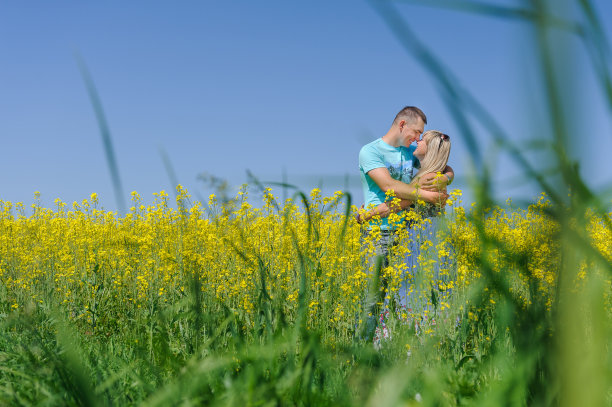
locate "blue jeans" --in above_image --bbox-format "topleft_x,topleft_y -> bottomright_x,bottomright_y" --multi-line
398,217 -> 455,314
359,228 -> 398,340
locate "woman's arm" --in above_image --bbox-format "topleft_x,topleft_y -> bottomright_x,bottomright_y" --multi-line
355,199 -> 413,224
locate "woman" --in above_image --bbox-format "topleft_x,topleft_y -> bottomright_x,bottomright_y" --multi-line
400,131 -> 452,313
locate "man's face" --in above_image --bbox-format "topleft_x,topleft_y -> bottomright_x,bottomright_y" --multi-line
400,117 -> 425,147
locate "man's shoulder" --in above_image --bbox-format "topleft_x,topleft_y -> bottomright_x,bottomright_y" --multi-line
360,138 -> 383,150
360,139 -> 388,173
359,139 -> 383,165
359,138 -> 390,155
360,139 -> 415,156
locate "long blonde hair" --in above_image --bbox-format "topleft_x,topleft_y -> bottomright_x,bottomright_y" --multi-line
410,130 -> 451,186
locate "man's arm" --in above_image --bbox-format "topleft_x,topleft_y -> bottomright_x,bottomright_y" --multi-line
367,167 -> 449,205
355,199 -> 412,224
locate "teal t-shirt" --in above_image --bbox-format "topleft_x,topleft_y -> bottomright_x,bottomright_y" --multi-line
359,138 -> 418,229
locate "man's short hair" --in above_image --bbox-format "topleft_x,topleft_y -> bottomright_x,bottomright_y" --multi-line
393,106 -> 427,126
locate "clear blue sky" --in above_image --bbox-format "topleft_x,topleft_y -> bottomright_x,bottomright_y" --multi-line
2,0 -> 611,211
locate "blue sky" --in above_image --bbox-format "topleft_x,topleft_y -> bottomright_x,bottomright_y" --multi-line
1,0 -> 611,211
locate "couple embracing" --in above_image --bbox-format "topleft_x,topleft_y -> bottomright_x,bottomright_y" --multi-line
357,106 -> 453,333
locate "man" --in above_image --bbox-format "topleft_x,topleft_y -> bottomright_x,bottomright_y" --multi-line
359,106 -> 453,231
357,106 -> 453,337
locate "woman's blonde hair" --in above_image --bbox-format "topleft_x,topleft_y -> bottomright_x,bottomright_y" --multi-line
410,130 -> 451,186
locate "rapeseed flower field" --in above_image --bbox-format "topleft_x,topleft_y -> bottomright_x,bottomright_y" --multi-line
0,186 -> 610,405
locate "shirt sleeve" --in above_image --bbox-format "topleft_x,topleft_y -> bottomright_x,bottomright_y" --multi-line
359,143 -> 386,174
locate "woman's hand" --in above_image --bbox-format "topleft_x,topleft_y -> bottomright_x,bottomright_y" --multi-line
418,188 -> 449,206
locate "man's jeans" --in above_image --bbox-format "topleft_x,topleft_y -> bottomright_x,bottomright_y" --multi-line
360,228 -> 398,340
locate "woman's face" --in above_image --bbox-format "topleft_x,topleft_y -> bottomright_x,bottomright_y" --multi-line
414,137 -> 427,160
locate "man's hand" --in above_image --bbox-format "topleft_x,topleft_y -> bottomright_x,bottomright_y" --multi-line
418,172 -> 449,192
354,204 -> 365,224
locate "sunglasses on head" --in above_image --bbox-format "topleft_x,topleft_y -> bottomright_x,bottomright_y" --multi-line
438,133 -> 450,149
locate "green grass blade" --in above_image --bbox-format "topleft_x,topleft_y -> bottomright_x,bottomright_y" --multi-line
75,52 -> 126,215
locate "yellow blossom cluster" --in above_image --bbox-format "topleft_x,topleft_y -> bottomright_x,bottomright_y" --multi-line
446,193 -> 612,310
